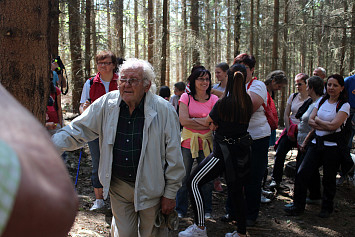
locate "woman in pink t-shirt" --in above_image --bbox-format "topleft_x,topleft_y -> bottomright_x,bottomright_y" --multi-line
176,66 -> 219,218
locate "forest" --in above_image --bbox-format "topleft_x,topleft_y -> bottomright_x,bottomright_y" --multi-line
0,0 -> 354,123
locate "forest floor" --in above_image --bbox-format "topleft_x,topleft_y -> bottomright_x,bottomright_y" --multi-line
61,111 -> 355,237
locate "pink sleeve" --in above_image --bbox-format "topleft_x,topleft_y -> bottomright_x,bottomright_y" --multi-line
179,92 -> 189,106
211,94 -> 219,106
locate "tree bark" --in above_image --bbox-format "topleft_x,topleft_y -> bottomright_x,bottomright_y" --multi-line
339,0 -> 347,76
148,0 -> 154,64
107,0 -> 111,50
134,0 -> 139,58
85,0 -> 92,79
272,0 -> 279,70
234,0 -> 241,57
49,0 -> 60,57
350,1 -> 355,71
250,0 -> 254,55
115,0 -> 124,57
191,0 -> 200,65
68,0 -> 83,113
160,0 -> 168,86
0,0 -> 51,123
226,0 -> 231,63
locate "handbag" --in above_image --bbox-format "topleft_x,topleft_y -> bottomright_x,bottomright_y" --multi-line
262,92 -> 278,130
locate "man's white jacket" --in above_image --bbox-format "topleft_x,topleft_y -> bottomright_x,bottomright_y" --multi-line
52,90 -> 185,211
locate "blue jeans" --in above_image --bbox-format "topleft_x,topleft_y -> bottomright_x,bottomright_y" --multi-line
176,147 -> 213,216
88,138 -> 103,188
244,136 -> 270,221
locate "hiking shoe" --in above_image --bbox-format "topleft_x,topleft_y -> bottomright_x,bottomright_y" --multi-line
205,213 -> 212,219
318,209 -> 331,218
262,189 -> 273,196
90,199 -> 105,211
261,194 -> 271,203
284,203 -> 304,216
178,224 -> 207,237
177,212 -> 184,218
306,197 -> 321,205
336,175 -> 346,186
225,231 -> 241,237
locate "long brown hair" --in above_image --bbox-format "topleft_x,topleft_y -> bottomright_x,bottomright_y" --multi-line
218,64 -> 253,124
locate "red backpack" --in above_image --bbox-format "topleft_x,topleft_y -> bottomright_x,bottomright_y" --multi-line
247,78 -> 278,130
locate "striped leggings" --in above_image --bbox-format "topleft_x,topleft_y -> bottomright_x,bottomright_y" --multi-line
187,144 -> 247,235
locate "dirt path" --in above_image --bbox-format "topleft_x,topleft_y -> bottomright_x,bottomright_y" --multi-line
65,144 -> 355,237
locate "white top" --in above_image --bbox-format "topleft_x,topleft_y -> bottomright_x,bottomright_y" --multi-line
212,83 -> 225,92
312,99 -> 350,146
80,78 -> 111,103
169,94 -> 180,111
246,79 -> 271,140
287,93 -> 308,125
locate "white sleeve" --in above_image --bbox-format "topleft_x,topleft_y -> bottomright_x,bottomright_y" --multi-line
249,80 -> 267,103
80,80 -> 91,104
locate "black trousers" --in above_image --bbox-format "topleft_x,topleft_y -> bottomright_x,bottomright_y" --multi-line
187,140 -> 249,235
293,144 -> 341,212
272,134 -> 297,183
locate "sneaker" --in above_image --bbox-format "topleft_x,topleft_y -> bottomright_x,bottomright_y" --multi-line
269,180 -> 280,189
284,203 -> 304,216
205,213 -> 212,219
225,231 -> 240,237
178,224 -> 208,237
90,199 -> 105,211
177,212 -> 184,218
261,194 -> 271,203
306,197 -> 321,205
262,189 -> 273,196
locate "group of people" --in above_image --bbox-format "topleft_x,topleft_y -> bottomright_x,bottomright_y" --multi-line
4,48 -> 353,237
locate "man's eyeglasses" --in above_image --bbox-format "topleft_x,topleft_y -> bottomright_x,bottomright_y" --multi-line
119,78 -> 142,85
196,78 -> 210,82
295,83 -> 305,86
97,62 -> 113,66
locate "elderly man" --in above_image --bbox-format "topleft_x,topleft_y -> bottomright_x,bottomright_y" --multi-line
52,58 -> 185,237
313,67 -> 326,80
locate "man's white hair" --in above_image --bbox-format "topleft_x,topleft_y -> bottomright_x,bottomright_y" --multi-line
315,67 -> 326,75
119,58 -> 156,87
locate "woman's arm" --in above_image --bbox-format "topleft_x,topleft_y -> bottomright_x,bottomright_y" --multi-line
308,108 -> 323,130
248,91 -> 264,113
283,103 -> 291,131
179,102 -> 210,130
211,88 -> 224,98
314,111 -> 348,131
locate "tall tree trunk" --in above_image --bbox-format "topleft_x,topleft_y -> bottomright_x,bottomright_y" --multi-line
191,0 -> 200,65
226,0 -> 231,63
350,2 -> 355,71
250,0 -> 254,55
68,0 -> 83,113
0,0 -> 51,122
206,0 -> 211,69
272,0 -> 279,70
115,0 -> 124,57
254,0 -> 260,73
134,0 -> 139,58
92,1 -> 97,65
181,0 -> 187,80
166,0 -> 170,86
107,0 -> 111,49
49,0 -> 60,56
339,0 -> 347,76
160,0 -> 168,86
148,0 -> 154,64
280,0 -> 289,127
85,0 -> 92,79
234,0 -> 241,57
214,0 -> 218,65
143,0 -> 147,60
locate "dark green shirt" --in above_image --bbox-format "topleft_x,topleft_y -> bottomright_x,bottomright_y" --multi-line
112,95 -> 145,183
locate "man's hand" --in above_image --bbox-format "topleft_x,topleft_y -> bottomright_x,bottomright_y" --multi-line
161,197 -> 176,215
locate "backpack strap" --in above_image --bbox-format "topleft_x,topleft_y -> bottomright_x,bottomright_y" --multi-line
291,92 -> 299,102
247,78 -> 257,90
